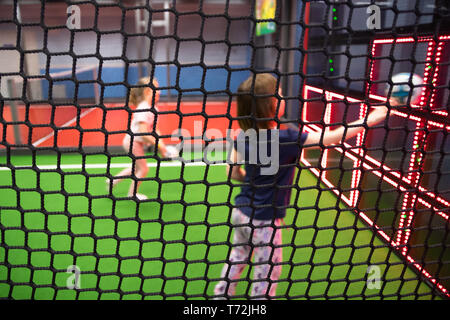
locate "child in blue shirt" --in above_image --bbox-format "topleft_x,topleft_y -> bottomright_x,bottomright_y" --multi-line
214,73 -> 388,299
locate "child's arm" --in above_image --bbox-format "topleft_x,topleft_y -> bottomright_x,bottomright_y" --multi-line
303,106 -> 388,147
154,129 -> 168,156
138,122 -> 157,145
137,124 -> 170,156
227,148 -> 246,182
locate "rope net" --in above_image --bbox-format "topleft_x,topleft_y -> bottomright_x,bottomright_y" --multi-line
0,0 -> 449,300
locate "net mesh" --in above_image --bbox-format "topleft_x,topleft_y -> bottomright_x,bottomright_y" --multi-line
0,0 -> 449,300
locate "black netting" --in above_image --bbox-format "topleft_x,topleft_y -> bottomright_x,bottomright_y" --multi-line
0,0 -> 449,301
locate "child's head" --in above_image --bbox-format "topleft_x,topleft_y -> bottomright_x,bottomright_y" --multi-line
236,73 -> 285,131
129,77 -> 160,106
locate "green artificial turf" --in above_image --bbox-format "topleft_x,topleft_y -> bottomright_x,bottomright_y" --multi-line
0,152 -> 438,300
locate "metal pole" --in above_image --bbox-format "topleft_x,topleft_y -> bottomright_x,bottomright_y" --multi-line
285,0 -> 301,122
135,1 -> 144,79
6,78 -> 22,145
16,2 -> 32,101
150,1 -> 171,99
93,67 -> 100,105
164,1 -> 171,100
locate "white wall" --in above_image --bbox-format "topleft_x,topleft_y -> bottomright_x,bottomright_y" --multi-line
0,23 -> 20,99
0,2 -> 251,67
0,1 -> 252,100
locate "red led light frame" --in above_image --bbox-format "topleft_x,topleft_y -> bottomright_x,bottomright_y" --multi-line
301,86 -> 367,207
369,36 -> 450,255
301,34 -> 450,298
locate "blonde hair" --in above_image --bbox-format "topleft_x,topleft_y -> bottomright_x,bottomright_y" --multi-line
237,73 -> 278,131
129,77 -> 159,106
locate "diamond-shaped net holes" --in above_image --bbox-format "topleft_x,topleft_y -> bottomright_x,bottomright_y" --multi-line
0,0 -> 449,300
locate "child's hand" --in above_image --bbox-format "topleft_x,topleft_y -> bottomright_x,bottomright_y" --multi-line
389,97 -> 402,106
164,145 -> 179,159
367,106 -> 388,125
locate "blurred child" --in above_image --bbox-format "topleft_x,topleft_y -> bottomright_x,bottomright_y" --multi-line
107,77 -> 177,200
214,73 -> 388,299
